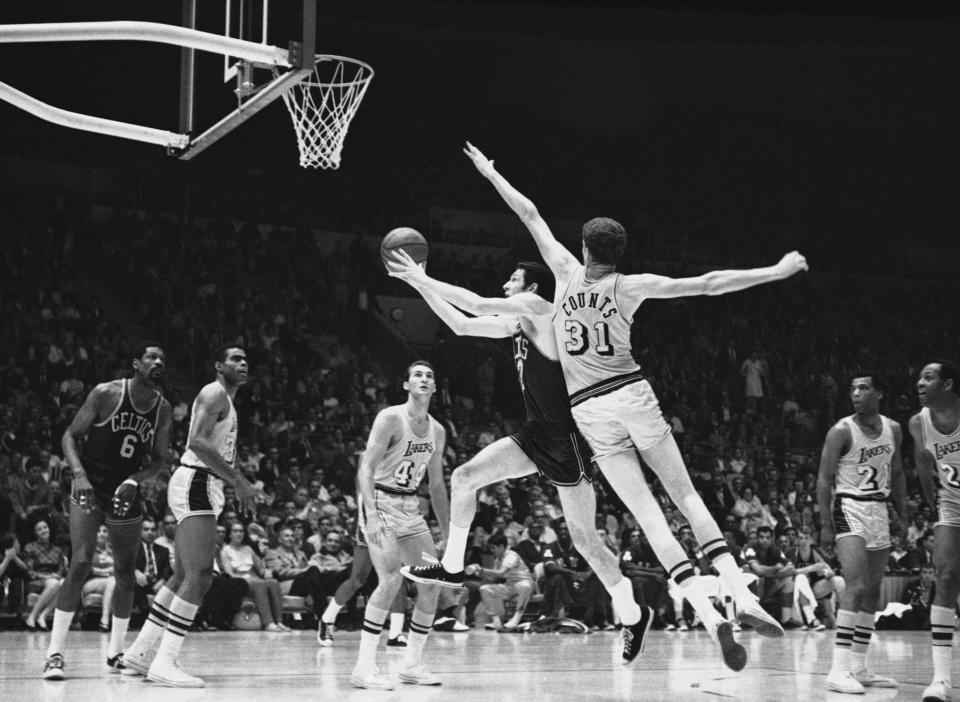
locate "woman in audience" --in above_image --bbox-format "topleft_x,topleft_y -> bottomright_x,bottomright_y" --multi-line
0,533 -> 29,615
22,520 -> 67,630
81,524 -> 117,632
221,522 -> 290,632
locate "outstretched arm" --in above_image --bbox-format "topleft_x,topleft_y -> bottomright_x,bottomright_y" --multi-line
421,289 -> 515,339
463,141 -> 579,277
620,251 -> 808,302
387,248 -> 552,318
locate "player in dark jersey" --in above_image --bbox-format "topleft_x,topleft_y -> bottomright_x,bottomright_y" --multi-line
42,342 -> 172,681
388,252 -> 654,665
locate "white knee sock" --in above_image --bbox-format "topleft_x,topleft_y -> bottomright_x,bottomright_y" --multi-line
154,596 -> 198,666
132,585 -> 176,650
607,578 -> 641,626
403,609 -> 434,668
389,612 -> 405,638
109,617 -> 130,658
355,604 -> 388,673
46,609 -> 74,657
440,525 -> 469,574
322,599 -> 343,625
931,605 -> 954,683
677,578 -> 722,628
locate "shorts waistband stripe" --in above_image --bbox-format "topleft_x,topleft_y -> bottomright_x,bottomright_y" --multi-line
374,483 -> 417,496
570,371 -> 646,407
836,492 -> 888,502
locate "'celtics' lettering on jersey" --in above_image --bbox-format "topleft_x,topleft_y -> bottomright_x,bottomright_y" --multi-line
83,379 -> 161,489
834,415 -> 894,499
552,267 -> 641,397
919,407 -> 960,493
180,389 -> 238,469
512,326 -> 577,425
373,411 -> 440,494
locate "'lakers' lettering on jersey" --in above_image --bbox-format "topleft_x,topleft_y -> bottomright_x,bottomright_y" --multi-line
512,326 -> 576,425
372,411 -> 440,495
552,267 -> 643,403
834,415 -> 894,500
919,407 -> 960,495
180,387 -> 238,470
83,379 -> 161,488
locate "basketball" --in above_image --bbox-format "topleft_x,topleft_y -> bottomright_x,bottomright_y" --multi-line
380,227 -> 428,269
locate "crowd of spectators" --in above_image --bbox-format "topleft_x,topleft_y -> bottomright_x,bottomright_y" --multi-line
1,188 -> 959,636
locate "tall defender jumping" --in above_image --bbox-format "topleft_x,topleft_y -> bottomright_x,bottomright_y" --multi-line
464,141 -> 808,669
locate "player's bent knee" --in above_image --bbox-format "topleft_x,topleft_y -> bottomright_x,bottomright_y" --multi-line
451,464 -> 483,492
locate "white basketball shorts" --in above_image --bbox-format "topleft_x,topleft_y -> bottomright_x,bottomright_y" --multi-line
571,379 -> 671,458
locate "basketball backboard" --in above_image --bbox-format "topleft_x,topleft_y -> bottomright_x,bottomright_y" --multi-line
0,0 -> 373,168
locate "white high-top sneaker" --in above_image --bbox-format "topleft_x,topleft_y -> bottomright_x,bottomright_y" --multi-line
147,657 -> 205,688
921,679 -> 952,702
350,666 -> 395,690
825,668 -> 865,694
119,642 -> 156,676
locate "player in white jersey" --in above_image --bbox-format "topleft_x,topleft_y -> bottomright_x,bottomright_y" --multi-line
910,358 -> 960,702
465,141 -> 808,670
817,373 -> 905,693
122,346 -> 263,687
350,361 -> 449,690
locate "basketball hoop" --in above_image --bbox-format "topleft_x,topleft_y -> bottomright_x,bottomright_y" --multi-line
280,54 -> 373,169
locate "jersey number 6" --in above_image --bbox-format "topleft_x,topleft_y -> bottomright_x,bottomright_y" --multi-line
564,320 -> 613,356
120,434 -> 137,459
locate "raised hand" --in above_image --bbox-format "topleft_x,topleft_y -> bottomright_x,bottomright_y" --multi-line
385,249 -> 428,285
462,141 -> 496,178
776,251 -> 809,277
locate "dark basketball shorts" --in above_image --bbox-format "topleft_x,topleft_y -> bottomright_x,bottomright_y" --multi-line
79,468 -> 144,525
509,420 -> 594,487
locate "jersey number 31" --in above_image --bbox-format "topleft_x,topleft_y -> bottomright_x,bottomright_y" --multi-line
564,320 -> 613,356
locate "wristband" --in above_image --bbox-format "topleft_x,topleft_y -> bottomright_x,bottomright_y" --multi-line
122,478 -> 139,488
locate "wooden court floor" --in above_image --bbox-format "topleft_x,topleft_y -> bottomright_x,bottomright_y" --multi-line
0,627 -> 947,701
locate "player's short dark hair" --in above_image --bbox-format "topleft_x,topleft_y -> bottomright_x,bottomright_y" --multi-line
516,261 -> 555,301
850,371 -> 885,392
214,344 -> 245,364
405,360 -> 435,381
756,525 -> 774,538
0,532 -> 16,550
488,534 -> 508,548
582,217 -> 627,265
931,358 -> 960,395
132,340 -> 164,362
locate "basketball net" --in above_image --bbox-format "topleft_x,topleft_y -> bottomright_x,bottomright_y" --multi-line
280,55 -> 373,169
